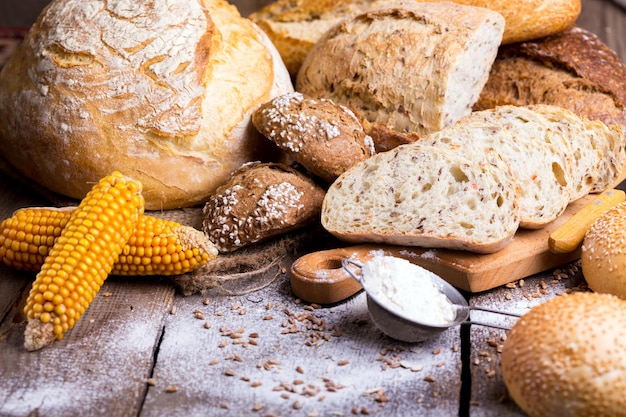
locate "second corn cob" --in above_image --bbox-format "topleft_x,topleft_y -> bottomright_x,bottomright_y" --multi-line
0,208 -> 218,276
23,171 -> 144,351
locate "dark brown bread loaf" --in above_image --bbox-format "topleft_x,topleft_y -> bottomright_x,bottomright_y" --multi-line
475,26 -> 626,130
202,162 -> 326,252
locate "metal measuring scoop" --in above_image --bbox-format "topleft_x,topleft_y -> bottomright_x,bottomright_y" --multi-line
342,258 -> 522,343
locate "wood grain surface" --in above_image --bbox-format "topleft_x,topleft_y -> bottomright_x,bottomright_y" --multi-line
0,1 -> 624,417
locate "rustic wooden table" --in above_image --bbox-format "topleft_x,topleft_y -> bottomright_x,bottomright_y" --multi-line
0,1 -> 625,416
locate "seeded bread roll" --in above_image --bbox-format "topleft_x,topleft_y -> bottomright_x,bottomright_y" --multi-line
581,201 -> 626,298
0,0 -> 293,210
475,26 -> 626,131
252,92 -> 375,183
296,3 -> 504,142
501,292 -> 626,417
202,162 -> 326,252
249,0 -> 581,77
321,144 -> 521,254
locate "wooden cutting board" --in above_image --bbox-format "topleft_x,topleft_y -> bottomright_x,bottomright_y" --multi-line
291,184 -> 624,304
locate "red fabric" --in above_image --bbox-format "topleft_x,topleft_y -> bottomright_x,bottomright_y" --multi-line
0,27 -> 28,70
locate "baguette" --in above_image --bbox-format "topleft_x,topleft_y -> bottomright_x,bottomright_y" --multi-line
321,144 -> 521,254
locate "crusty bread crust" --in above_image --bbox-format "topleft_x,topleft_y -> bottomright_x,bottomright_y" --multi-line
296,3 -> 504,140
252,92 -> 375,183
0,0 -> 293,210
202,162 -> 326,252
250,0 -> 581,76
475,26 -> 626,130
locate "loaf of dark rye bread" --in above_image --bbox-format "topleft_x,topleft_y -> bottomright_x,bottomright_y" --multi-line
202,162 -> 326,252
475,26 -> 626,130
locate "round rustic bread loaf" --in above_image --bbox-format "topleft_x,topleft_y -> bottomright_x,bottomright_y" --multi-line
202,162 -> 326,252
252,92 -> 375,183
581,201 -> 626,298
501,292 -> 626,417
0,0 -> 293,210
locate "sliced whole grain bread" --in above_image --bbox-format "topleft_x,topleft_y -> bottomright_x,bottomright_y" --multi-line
428,105 -> 575,229
321,144 -> 521,253
526,104 -> 625,197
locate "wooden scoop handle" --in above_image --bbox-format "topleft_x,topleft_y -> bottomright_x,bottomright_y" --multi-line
290,247 -> 369,305
548,189 -> 626,254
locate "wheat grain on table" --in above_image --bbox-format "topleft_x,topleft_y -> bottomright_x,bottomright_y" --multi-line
0,0 -> 625,416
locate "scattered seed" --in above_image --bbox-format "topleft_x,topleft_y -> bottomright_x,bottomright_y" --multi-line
147,378 -> 157,386
424,375 -> 436,383
165,385 -> 178,393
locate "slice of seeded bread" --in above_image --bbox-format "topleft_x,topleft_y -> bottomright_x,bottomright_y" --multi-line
321,144 -> 521,254
426,105 -> 575,229
526,104 -> 625,198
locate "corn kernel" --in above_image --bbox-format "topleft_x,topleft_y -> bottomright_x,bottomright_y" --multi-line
23,172 -> 144,351
1,208 -> 217,276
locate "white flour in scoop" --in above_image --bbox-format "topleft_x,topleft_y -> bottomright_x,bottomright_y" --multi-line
361,255 -> 457,325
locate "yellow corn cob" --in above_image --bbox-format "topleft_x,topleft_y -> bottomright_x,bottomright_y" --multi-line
23,172 -> 144,351
0,208 -> 218,276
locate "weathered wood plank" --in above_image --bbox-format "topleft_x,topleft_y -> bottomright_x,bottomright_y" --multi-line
140,273 -> 463,417
578,0 -> 626,58
0,277 -> 175,417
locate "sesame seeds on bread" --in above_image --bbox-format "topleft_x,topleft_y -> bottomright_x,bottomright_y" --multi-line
501,292 -> 626,417
582,201 -> 626,298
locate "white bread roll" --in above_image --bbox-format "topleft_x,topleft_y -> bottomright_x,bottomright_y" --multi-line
581,201 -> 626,298
295,3 -> 504,140
501,292 -> 626,417
0,0 -> 293,210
